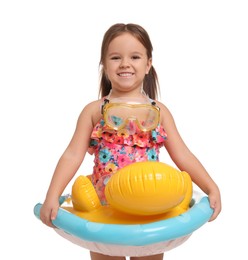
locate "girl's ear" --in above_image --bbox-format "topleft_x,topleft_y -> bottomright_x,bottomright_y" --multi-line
146,58 -> 152,74
102,63 -> 108,78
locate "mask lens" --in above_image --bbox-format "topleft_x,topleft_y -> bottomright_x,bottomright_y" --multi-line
136,106 -> 159,131
105,105 -> 126,129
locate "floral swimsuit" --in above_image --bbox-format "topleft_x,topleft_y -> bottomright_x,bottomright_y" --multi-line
88,101 -> 167,205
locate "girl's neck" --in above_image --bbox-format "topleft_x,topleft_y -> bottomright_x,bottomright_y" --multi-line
108,88 -> 147,99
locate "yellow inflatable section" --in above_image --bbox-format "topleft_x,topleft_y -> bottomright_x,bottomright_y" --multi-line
105,161 -> 192,215
66,161 -> 192,224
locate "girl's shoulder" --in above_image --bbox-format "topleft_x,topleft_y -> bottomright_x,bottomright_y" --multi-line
85,97 -> 104,107
79,98 -> 104,126
82,98 -> 105,112
154,100 -> 175,127
154,100 -> 171,115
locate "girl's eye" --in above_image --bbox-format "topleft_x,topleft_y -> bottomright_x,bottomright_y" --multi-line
110,56 -> 120,60
132,56 -> 141,60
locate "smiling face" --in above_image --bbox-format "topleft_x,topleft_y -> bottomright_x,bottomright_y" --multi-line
103,33 -> 152,97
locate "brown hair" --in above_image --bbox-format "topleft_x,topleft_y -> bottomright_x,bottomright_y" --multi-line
98,23 -> 160,99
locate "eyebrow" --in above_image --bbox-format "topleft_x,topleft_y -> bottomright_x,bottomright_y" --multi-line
107,51 -> 144,57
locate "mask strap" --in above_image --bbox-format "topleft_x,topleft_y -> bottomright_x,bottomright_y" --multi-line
101,98 -> 110,115
105,88 -> 156,106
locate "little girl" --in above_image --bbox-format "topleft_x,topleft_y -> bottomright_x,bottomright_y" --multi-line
40,23 -> 221,260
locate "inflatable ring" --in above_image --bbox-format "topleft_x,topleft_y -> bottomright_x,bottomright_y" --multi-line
34,162 -> 213,257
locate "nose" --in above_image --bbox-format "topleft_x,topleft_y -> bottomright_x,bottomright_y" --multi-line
119,58 -> 130,69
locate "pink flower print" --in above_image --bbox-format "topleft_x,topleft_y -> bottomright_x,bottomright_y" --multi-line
117,154 -> 133,168
112,135 -> 123,145
133,148 -> 147,162
133,132 -> 148,146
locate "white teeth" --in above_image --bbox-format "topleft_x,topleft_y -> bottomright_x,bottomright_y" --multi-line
119,73 -> 133,77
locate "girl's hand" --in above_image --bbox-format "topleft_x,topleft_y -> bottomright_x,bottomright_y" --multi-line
40,199 -> 60,228
208,190 -> 222,222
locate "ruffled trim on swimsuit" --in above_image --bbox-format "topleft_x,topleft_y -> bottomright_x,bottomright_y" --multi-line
90,119 -> 167,148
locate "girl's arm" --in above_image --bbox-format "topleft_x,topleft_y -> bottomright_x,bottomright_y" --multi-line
40,101 -> 101,227
158,102 -> 221,221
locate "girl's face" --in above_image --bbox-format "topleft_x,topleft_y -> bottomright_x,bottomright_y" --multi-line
104,33 -> 152,96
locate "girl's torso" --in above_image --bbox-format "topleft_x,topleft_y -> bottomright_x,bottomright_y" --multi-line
88,96 -> 167,204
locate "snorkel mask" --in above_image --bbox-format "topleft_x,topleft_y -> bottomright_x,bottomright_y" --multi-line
101,92 -> 160,133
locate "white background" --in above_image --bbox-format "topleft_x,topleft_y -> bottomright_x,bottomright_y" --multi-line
1,0 -> 247,259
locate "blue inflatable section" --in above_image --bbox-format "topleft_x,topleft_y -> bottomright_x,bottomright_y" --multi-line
33,195 -> 213,246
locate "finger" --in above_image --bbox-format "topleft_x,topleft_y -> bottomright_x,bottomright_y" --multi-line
50,208 -> 58,228
41,211 -> 56,228
208,211 -> 217,222
208,199 -> 217,221
208,204 -> 221,222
